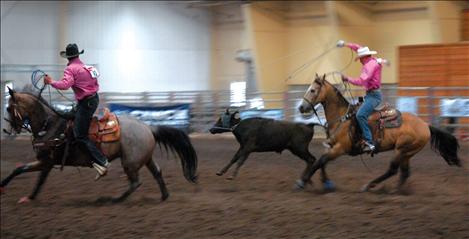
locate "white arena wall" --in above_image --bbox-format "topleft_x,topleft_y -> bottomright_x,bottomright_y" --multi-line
1,1 -> 212,92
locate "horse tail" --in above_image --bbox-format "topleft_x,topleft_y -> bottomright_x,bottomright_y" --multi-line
429,126 -> 461,167
152,126 -> 198,183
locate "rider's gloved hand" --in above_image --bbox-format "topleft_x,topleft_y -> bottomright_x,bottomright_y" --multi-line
341,74 -> 348,82
44,75 -> 53,85
336,40 -> 345,48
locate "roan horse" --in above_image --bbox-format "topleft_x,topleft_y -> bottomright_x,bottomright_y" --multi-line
297,74 -> 461,192
209,108 -> 329,187
1,88 -> 198,203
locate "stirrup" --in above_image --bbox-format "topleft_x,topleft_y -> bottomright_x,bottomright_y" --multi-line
362,141 -> 375,153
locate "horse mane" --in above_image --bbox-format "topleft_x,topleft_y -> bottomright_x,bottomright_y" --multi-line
323,79 -> 350,107
20,92 -> 69,119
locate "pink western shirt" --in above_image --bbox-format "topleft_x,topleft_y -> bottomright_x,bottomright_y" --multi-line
345,43 -> 382,91
51,58 -> 100,101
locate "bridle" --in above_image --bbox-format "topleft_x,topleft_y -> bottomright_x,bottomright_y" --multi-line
211,112 -> 241,132
4,103 -> 31,135
302,77 -> 356,142
302,78 -> 325,125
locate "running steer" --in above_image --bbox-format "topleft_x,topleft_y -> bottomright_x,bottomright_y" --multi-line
209,109 -> 325,186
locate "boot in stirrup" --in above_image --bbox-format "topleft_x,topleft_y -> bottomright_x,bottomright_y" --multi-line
93,162 -> 110,181
362,141 -> 375,153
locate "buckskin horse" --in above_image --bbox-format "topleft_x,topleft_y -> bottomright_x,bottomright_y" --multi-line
297,74 -> 461,192
1,88 -> 198,203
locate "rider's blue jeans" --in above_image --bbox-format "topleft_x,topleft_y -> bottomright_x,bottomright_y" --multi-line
356,90 -> 382,144
74,93 -> 108,167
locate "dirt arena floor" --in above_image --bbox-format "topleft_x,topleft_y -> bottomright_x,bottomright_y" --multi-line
1,135 -> 468,239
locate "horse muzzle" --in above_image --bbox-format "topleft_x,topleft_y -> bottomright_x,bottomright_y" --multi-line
298,100 -> 313,114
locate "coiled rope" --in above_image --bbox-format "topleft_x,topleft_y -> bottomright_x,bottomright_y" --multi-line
31,69 -> 74,104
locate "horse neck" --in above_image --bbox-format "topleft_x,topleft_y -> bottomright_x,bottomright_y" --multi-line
322,84 -> 350,130
22,95 -> 63,137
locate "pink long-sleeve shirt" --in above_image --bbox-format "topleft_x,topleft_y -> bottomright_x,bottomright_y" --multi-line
345,43 -> 382,91
51,58 -> 100,101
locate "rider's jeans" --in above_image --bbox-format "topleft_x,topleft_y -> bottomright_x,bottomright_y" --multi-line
74,93 -> 108,167
356,90 -> 382,144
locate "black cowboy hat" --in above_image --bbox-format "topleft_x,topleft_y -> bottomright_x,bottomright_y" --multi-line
60,43 -> 84,58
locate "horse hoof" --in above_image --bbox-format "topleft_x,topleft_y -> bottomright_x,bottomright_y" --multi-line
161,192 -> 169,201
216,172 -> 223,176
360,184 -> 371,192
226,176 -> 234,180
323,180 -> 336,192
18,196 -> 31,204
295,180 -> 305,190
95,196 -> 114,204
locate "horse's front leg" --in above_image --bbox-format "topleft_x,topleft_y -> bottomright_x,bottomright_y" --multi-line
19,164 -> 54,203
1,160 -> 44,191
295,161 -> 332,190
305,145 -> 344,191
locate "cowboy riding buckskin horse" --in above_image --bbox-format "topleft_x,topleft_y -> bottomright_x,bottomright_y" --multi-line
336,40 -> 385,153
297,41 -> 461,192
1,44 -> 198,204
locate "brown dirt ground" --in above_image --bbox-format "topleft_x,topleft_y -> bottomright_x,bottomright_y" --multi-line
1,135 -> 468,239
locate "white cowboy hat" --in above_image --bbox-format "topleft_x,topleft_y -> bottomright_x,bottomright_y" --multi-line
355,46 -> 377,60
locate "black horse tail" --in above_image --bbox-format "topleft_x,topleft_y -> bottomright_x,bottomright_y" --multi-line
429,126 -> 461,167
152,126 -> 198,183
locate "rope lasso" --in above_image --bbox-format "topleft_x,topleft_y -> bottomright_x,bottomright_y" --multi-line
285,45 -> 338,82
31,69 -> 75,104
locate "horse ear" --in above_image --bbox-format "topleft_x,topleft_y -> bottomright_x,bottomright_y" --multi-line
225,108 -> 230,114
7,86 -> 16,101
233,111 -> 240,120
322,74 -> 326,81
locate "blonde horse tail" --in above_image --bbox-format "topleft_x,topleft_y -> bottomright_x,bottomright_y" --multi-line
429,126 -> 461,167
152,126 -> 198,183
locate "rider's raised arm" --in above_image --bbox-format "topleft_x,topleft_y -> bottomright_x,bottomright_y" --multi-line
50,68 -> 75,90
346,43 -> 362,52
346,60 -> 379,86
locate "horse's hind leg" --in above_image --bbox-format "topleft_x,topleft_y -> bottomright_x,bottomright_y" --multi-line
361,156 -> 400,192
398,157 -> 411,188
146,159 -> 169,201
290,148 -> 315,189
104,167 -> 141,203
217,147 -> 244,176
227,152 -> 251,180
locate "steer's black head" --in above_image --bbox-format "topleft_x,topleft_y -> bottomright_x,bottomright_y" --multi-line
209,108 -> 241,134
